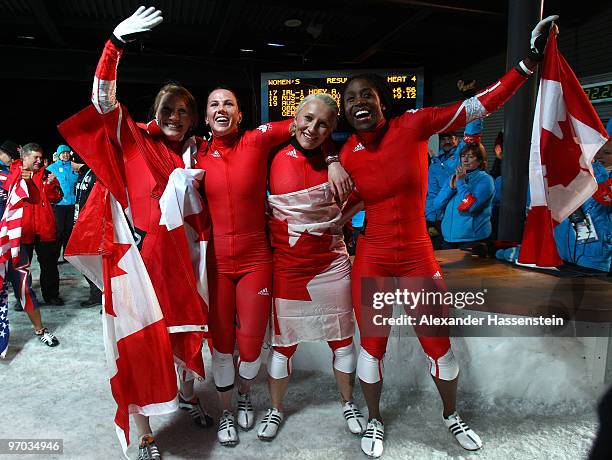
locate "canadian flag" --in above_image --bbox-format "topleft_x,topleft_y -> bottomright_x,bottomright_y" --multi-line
59,104 -> 210,456
519,32 -> 609,267
66,186 -> 179,455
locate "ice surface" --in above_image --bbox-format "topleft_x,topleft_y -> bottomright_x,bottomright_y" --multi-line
0,261 -> 601,459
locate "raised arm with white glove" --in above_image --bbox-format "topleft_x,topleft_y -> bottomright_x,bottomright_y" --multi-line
92,6 -> 163,114
112,6 -> 163,44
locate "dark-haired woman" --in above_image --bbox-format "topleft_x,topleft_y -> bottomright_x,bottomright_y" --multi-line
433,143 -> 495,248
59,7 -> 212,460
339,16 -> 558,458
196,88 -> 352,447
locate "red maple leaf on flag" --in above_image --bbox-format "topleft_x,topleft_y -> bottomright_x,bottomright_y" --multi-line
270,218 -> 338,301
101,242 -> 130,317
540,117 -> 591,189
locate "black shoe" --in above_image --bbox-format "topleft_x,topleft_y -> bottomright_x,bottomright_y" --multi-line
80,298 -> 101,307
35,328 -> 60,347
13,302 -> 24,311
44,297 -> 64,306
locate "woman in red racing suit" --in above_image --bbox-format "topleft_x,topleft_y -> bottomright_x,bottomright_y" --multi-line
338,15 -> 558,454
196,88 -> 352,446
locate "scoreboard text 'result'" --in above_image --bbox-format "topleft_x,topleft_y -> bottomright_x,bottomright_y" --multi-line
261,69 -> 424,124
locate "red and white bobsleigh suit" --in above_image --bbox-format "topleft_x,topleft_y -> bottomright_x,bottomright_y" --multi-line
341,66 -> 530,384
196,119 -> 292,390
266,138 -> 357,378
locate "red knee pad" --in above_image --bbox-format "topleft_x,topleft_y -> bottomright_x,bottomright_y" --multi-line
274,344 -> 298,359
359,336 -> 387,360
418,336 -> 451,361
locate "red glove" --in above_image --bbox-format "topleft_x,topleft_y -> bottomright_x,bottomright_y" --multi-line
592,178 -> 612,206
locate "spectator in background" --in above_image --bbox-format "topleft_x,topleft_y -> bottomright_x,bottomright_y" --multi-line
433,142 -> 494,249
14,143 -> 64,305
0,140 -> 19,190
0,140 -> 30,311
491,175 -> 503,240
426,120 -> 482,249
350,210 -> 366,255
47,145 -> 80,263
554,119 -> 612,272
490,132 -> 504,240
0,141 -> 60,346
490,132 -> 503,179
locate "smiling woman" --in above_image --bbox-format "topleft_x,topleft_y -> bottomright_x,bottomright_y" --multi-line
338,14 -> 560,458
152,84 -> 198,143
56,7 -> 214,460
259,93 -> 365,442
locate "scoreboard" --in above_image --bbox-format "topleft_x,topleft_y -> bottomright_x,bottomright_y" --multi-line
582,80 -> 612,104
260,68 -> 424,124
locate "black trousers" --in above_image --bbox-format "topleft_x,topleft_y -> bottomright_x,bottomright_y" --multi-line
85,276 -> 102,303
426,220 -> 444,250
24,238 -> 60,300
54,204 -> 75,254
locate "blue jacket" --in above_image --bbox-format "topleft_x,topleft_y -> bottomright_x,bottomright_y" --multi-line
425,119 -> 482,222
433,168 -> 494,242
554,161 -> 611,272
352,210 -> 365,228
46,160 -> 79,206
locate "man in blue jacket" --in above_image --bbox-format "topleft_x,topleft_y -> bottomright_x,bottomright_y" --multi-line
47,144 -> 80,262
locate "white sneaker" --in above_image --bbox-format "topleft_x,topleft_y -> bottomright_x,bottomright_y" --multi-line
361,419 -> 384,458
217,410 -> 238,447
236,392 -> 255,430
257,408 -> 284,441
342,401 -> 366,434
443,411 -> 482,451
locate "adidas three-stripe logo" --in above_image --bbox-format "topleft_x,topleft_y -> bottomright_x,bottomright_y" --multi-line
353,142 -> 365,152
258,288 -> 270,296
448,420 -> 469,435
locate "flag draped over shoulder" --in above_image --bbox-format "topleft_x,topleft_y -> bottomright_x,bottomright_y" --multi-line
0,177 -> 29,358
0,177 -> 29,268
519,32 -> 609,267
58,104 -> 210,455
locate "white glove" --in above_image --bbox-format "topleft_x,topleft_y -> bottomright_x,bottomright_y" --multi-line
530,15 -> 559,58
113,6 -> 163,43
